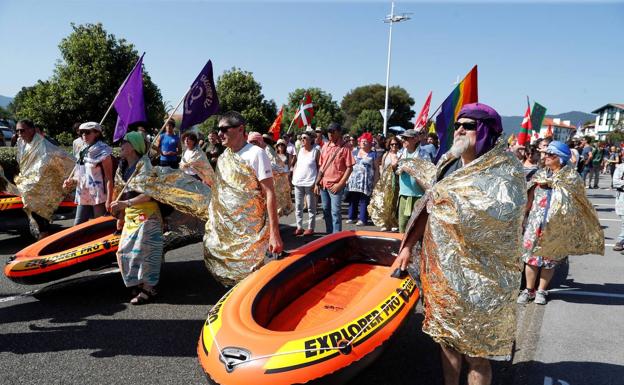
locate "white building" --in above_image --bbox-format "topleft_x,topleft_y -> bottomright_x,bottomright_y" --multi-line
591,103 -> 624,139
537,118 -> 576,142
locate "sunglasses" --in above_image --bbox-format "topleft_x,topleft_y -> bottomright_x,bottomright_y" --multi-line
81,130 -> 97,135
301,136 -> 310,140
217,124 -> 239,133
453,121 -> 478,131
544,152 -> 558,158
390,143 -> 400,146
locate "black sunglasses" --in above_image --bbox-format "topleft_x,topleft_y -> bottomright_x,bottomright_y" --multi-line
218,124 -> 239,133
390,143 -> 400,146
453,121 -> 478,131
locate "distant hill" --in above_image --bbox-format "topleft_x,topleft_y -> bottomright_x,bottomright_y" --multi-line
0,95 -> 13,108
501,111 -> 595,136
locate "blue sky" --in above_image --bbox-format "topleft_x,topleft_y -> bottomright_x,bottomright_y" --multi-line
0,0 -> 622,116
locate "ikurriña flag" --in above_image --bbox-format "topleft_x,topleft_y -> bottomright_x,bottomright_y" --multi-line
180,60 -> 219,131
294,92 -> 314,128
434,65 -> 478,161
113,53 -> 147,142
517,104 -> 532,146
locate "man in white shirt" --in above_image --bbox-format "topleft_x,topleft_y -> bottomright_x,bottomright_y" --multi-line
203,111 -> 283,285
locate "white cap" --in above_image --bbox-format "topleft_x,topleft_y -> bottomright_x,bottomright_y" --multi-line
79,122 -> 102,132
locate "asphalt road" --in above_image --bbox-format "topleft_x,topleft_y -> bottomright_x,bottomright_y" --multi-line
0,184 -> 617,385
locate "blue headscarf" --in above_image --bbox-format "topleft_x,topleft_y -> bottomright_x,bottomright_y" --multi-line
545,141 -> 571,165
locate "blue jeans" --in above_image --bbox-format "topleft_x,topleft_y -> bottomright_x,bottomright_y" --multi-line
320,187 -> 345,234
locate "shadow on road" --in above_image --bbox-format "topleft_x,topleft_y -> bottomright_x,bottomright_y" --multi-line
550,278 -> 624,305
512,360 -> 624,385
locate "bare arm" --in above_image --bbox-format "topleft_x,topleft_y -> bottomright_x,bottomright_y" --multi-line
329,166 -> 352,194
260,177 -> 284,254
102,156 -> 114,212
396,211 -> 428,271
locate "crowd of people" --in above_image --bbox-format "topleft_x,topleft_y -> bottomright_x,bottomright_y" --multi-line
6,102 -> 604,385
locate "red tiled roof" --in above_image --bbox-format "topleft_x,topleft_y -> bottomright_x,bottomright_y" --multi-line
542,118 -> 576,129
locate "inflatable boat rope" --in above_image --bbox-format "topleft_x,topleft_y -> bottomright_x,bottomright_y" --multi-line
206,284 -> 412,371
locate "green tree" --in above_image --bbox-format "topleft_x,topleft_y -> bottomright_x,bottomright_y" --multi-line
11,23 -> 165,141
351,109 -> 383,136
198,67 -> 276,134
0,105 -> 12,120
282,88 -> 344,134
341,84 -> 414,130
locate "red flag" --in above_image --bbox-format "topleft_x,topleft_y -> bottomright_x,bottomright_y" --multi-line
294,92 -> 314,128
517,105 -> 532,145
414,91 -> 432,130
268,106 -> 283,141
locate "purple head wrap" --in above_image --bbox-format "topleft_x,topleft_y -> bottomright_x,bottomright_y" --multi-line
456,103 -> 503,157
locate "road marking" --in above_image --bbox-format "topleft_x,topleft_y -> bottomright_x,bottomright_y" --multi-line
549,288 -> 624,299
544,377 -> 570,385
599,218 -> 619,222
605,243 -> 615,247
0,290 -> 36,303
594,203 -> 614,206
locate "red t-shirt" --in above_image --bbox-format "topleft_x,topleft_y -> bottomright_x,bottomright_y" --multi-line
319,140 -> 355,189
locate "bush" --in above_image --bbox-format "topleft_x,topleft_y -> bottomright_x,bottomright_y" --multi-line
0,147 -> 18,183
56,132 -> 75,147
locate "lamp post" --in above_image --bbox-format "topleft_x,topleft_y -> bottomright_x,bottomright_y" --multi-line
382,1 -> 410,136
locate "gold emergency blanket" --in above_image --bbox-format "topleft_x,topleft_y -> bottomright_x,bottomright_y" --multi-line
179,149 -> 215,186
119,156 -> 212,221
368,164 -> 399,228
266,146 -> 293,216
406,141 -> 527,360
529,166 -> 604,259
14,134 -> 74,220
203,148 -> 270,286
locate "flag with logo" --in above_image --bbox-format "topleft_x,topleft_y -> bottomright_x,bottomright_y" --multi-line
180,60 -> 220,131
530,102 -> 547,138
294,92 -> 314,128
517,104 -> 532,146
414,91 -> 432,130
268,106 -> 284,141
113,54 -> 147,142
434,65 -> 478,161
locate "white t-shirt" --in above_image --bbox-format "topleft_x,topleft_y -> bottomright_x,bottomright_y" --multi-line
292,147 -> 320,187
182,149 -> 198,176
237,143 -> 273,181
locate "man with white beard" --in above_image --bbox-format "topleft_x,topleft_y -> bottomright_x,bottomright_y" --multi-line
395,103 -> 526,385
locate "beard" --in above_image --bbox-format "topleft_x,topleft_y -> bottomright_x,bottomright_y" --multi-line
449,135 -> 470,158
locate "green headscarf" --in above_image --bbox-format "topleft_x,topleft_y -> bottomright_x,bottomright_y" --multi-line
123,131 -> 146,155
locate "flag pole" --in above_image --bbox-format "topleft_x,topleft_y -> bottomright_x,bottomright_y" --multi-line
286,113 -> 297,135
112,87 -> 189,204
99,52 -> 145,126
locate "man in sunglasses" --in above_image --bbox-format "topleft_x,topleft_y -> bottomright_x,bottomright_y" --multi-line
14,119 -> 74,239
203,111 -> 283,286
396,103 -> 527,385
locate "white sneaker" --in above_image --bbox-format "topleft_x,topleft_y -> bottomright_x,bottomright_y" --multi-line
345,219 -> 354,224
380,227 -> 388,232
516,289 -> 535,304
355,220 -> 365,226
391,227 -> 399,232
534,290 -> 548,305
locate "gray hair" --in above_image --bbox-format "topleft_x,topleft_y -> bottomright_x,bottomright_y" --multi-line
219,111 -> 246,127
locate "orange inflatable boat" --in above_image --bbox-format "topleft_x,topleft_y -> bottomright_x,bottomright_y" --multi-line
0,192 -> 76,213
4,216 -> 119,284
197,230 -> 419,385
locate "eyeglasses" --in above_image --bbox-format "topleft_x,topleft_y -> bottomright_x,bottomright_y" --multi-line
301,136 -> 309,140
217,124 -> 239,133
453,121 -> 478,131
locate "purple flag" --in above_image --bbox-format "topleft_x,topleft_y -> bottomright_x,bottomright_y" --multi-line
180,60 -> 219,131
113,54 -> 147,142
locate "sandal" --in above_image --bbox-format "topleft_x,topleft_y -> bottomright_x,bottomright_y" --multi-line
130,288 -> 157,305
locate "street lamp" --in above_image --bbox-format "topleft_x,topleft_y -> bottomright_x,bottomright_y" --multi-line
382,1 -> 411,136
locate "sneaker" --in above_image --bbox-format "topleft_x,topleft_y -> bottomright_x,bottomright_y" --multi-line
345,219 -> 354,224
613,242 -> 624,251
516,289 -> 535,304
303,229 -> 314,236
391,227 -> 399,232
380,227 -> 388,232
355,220 -> 365,226
534,290 -> 548,305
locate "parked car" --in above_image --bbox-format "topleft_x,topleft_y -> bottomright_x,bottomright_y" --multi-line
0,126 -> 14,146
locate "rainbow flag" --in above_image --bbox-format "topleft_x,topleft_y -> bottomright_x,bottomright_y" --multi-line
434,65 -> 478,161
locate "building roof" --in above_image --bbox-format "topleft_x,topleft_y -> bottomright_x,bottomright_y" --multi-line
591,103 -> 624,114
542,118 -> 576,130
